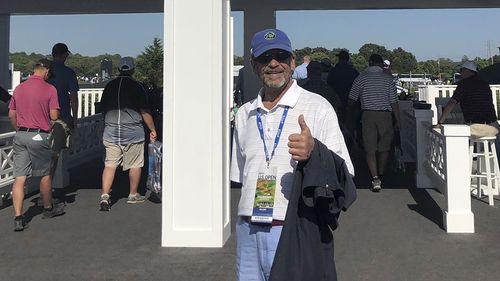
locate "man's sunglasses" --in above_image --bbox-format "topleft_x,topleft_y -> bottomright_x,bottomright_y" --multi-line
255,51 -> 292,64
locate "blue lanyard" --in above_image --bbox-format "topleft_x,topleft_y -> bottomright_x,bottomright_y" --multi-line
256,106 -> 289,167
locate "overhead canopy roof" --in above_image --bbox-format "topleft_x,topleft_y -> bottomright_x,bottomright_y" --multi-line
3,0 -> 500,15
231,0 -> 500,10
1,0 -> 163,15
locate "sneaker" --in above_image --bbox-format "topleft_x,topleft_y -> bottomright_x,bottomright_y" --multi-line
127,193 -> 146,204
14,216 -> 26,232
42,203 -> 65,219
100,194 -> 110,211
371,177 -> 382,192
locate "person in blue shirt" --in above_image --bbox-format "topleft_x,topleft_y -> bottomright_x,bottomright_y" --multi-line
48,43 -> 79,129
47,43 -> 80,188
291,55 -> 310,84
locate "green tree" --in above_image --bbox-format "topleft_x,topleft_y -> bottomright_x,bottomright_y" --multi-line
135,37 -> 164,89
234,56 -> 244,65
293,47 -> 312,63
9,52 -> 45,76
436,58 -> 457,81
358,43 -> 391,62
390,47 -> 418,74
66,54 -> 99,78
350,53 -> 368,72
309,51 -> 329,62
417,60 -> 439,76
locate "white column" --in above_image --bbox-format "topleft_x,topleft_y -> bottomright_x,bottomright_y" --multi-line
242,7 -> 276,103
414,109 -> 434,189
162,0 -> 231,247
441,125 -> 474,233
0,14 -> 9,90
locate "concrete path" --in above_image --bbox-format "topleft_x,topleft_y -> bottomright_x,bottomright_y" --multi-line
1,158 -> 500,280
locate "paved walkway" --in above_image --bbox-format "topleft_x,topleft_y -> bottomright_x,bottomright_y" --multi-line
1,153 -> 500,280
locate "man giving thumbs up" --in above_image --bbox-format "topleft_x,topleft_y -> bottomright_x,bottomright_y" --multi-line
230,28 -> 354,281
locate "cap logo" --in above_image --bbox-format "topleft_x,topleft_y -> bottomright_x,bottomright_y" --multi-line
264,31 -> 276,40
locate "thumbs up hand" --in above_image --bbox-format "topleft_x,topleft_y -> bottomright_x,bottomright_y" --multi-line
288,114 -> 315,161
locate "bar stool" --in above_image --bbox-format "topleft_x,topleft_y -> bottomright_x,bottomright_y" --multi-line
470,136 -> 500,206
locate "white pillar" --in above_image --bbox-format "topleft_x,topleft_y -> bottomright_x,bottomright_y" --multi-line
441,125 -> 474,233
162,0 -> 231,247
0,14 -> 9,90
242,7 -> 276,103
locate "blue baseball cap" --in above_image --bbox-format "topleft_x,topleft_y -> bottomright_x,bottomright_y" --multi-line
250,29 -> 292,58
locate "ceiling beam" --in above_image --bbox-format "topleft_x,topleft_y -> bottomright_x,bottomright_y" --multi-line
1,0 -> 163,15
231,0 -> 500,11
3,0 -> 500,15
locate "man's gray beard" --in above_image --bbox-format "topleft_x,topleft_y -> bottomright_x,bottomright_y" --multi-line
264,76 -> 289,89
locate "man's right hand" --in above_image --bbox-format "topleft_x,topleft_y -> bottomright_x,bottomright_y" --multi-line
150,130 -> 157,142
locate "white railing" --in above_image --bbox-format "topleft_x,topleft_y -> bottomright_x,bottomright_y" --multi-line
52,114 -> 104,189
0,114 -> 104,204
77,88 -> 104,118
0,131 -> 16,189
426,128 -> 446,185
417,124 -> 474,233
418,85 -> 500,124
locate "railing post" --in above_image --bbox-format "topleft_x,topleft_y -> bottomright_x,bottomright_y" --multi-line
414,109 -> 434,189
441,125 -> 474,233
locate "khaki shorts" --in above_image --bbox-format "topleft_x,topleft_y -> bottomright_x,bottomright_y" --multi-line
361,111 -> 394,153
103,141 -> 144,170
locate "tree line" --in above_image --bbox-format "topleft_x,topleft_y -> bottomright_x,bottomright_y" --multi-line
10,37 -> 164,90
234,43 -> 500,81
11,41 -> 499,86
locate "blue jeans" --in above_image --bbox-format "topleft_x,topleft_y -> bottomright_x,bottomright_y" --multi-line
236,218 -> 283,281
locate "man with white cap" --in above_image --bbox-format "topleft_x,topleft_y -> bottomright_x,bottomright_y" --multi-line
436,60 -> 499,138
98,57 -> 157,211
231,28 -> 354,281
383,59 -> 392,75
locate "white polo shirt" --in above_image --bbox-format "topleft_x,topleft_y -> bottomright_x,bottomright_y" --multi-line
230,80 -> 354,221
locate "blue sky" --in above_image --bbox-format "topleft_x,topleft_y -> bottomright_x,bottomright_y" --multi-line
9,9 -> 500,61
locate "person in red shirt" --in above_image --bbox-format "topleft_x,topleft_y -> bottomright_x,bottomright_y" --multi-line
8,58 -> 65,231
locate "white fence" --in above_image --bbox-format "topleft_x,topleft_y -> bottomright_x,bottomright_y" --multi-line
77,88 -> 103,118
0,114 -> 104,205
399,104 -> 474,233
418,85 -> 500,124
0,131 -> 16,190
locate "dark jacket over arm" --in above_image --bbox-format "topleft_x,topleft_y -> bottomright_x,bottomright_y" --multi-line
269,139 -> 357,281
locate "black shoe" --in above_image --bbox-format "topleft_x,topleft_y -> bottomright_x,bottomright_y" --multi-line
14,216 -> 26,232
42,203 -> 65,219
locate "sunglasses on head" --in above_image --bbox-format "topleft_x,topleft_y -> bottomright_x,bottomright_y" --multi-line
255,50 -> 291,64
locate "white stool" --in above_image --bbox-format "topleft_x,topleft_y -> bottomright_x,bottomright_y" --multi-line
470,137 -> 500,206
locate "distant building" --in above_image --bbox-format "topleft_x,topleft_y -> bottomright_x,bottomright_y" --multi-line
100,59 -> 113,80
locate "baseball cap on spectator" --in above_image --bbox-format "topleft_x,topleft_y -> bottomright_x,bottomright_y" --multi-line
250,29 -> 292,58
52,43 -> 71,56
35,58 -> 52,69
336,50 -> 350,61
119,57 -> 135,71
459,60 -> 478,72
